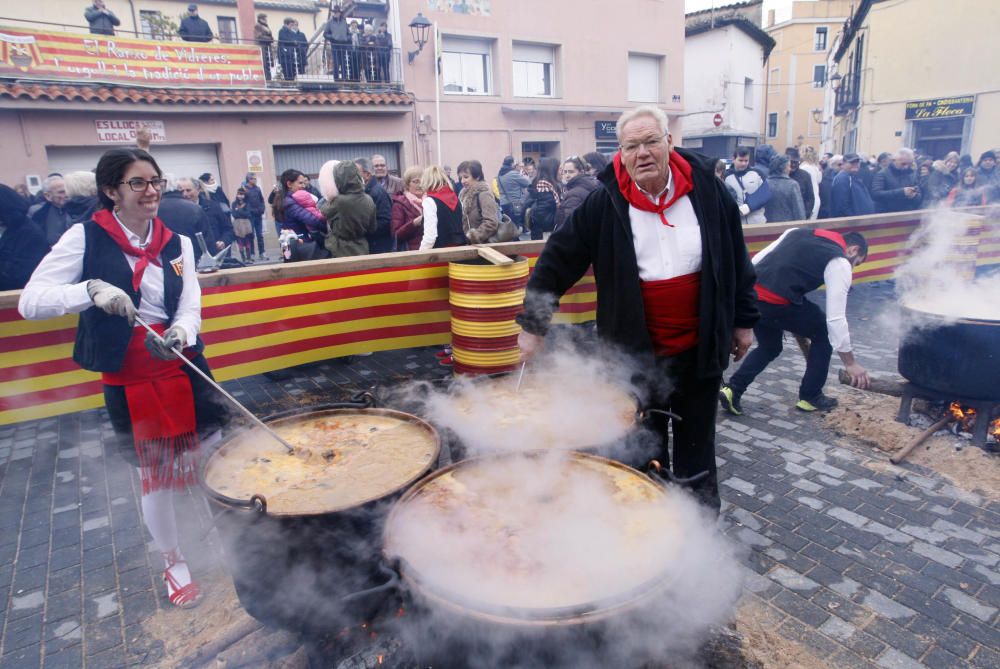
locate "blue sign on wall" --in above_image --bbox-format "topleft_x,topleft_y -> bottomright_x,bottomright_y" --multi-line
595,120 -> 617,140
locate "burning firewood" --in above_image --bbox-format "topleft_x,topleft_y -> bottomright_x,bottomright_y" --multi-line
178,618 -> 262,669
890,415 -> 953,465
214,627 -> 301,668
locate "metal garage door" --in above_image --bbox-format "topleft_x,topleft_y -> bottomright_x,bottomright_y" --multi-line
46,144 -> 222,184
273,143 -> 401,177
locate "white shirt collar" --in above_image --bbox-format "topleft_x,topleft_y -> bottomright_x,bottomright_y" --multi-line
112,211 -> 153,249
636,167 -> 673,204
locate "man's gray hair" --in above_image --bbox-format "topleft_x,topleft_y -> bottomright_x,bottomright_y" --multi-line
175,176 -> 199,191
615,105 -> 670,144
894,147 -> 915,160
63,171 -> 97,198
162,173 -> 179,192
354,157 -> 373,174
41,175 -> 64,194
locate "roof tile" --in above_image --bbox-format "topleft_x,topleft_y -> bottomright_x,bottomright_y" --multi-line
0,82 -> 413,107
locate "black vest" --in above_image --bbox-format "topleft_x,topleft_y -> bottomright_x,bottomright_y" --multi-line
73,219 -> 187,372
755,229 -> 846,305
430,196 -> 467,248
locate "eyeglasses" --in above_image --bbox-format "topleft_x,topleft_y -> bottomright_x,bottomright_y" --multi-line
619,133 -> 667,155
119,178 -> 167,192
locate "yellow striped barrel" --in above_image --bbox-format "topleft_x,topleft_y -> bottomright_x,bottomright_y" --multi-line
448,256 -> 528,375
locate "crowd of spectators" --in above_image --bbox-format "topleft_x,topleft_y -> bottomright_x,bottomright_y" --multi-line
718,144 -> 1000,224
4,138 -> 997,293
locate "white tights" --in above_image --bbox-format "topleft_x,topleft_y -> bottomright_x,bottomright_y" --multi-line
139,484 -> 179,554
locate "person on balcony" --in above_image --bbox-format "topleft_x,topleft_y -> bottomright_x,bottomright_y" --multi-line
324,5 -> 353,81
278,18 -> 308,81
178,4 -> 213,43
84,0 -> 120,36
253,14 -> 275,81
374,21 -> 392,83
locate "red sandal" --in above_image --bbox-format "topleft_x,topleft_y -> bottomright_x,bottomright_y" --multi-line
163,549 -> 202,609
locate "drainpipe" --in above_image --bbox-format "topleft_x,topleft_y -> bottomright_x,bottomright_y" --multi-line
127,0 -> 139,36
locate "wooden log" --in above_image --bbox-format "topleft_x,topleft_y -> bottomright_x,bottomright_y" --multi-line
837,369 -> 906,397
216,628 -> 300,669
475,245 -> 515,265
181,617 -> 262,669
890,416 -> 952,465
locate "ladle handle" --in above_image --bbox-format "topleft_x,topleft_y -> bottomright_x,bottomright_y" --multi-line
133,316 -> 297,455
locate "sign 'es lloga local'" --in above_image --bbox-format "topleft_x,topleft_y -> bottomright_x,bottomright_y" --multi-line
0,27 -> 265,88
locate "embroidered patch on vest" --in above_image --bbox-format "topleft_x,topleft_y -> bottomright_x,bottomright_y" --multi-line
169,255 -> 183,276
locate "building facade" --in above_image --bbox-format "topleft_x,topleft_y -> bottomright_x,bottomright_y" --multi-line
763,0 -> 853,154
827,0 -> 1000,160
682,17 -> 773,159
0,0 -> 685,194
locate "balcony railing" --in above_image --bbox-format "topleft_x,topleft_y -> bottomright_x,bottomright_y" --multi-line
0,16 -> 403,91
834,72 -> 860,116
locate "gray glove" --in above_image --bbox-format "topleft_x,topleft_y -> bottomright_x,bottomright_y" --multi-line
144,325 -> 186,361
87,279 -> 136,325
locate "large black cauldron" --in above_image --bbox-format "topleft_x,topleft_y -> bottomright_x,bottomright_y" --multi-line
200,400 -> 440,635
898,303 -> 1000,400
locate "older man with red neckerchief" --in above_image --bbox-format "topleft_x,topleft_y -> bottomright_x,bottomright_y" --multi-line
517,105 -> 758,512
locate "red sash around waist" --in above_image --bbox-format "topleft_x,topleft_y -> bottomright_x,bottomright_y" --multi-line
640,272 -> 701,357
754,283 -> 790,305
102,324 -> 199,494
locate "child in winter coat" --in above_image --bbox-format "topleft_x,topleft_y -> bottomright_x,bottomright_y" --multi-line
290,188 -> 323,220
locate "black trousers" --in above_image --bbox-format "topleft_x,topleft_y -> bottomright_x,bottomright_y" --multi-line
727,300 -> 832,401
104,352 -> 230,467
646,347 -> 722,512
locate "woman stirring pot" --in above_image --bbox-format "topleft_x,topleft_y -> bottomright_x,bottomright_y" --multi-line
19,148 -> 228,609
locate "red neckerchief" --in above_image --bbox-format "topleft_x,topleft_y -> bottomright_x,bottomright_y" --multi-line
613,150 -> 694,227
428,187 -> 459,211
92,209 -> 173,292
813,228 -> 847,252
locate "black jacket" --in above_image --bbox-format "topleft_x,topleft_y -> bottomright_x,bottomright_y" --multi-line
178,15 -> 213,42
871,165 -> 921,213
84,4 -> 120,35
244,184 -> 265,217
200,195 -> 235,248
554,175 -> 599,231
788,168 -> 815,218
517,149 -> 759,379
158,191 -> 209,262
0,214 -> 47,291
364,178 -> 394,253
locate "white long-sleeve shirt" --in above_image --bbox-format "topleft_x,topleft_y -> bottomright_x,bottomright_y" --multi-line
752,228 -> 853,353
629,167 -> 703,281
417,197 -> 438,250
18,219 -> 202,347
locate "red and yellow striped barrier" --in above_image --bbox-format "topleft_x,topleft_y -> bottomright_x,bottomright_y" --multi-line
448,256 -> 529,375
1,209 -> 997,426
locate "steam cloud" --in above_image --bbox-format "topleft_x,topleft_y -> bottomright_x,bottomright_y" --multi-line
894,207 -> 1000,334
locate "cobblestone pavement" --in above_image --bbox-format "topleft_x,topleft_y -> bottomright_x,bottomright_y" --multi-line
1,281 -> 998,668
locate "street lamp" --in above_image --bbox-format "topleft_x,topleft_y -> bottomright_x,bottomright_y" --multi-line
829,72 -> 843,91
408,13 -> 432,63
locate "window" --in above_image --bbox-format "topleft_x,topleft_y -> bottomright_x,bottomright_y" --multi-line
743,77 -> 754,109
442,36 -> 493,95
628,53 -> 662,103
512,43 -> 555,97
767,113 -> 778,138
813,65 -> 826,88
815,27 -> 828,51
769,68 -> 780,94
139,10 -> 166,40
217,17 -> 237,44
